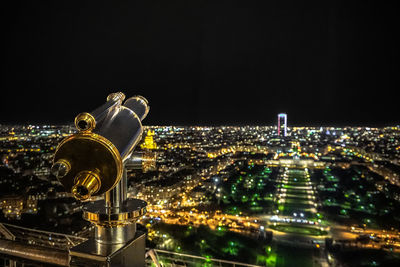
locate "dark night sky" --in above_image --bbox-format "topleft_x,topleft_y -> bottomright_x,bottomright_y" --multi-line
1,1 -> 399,126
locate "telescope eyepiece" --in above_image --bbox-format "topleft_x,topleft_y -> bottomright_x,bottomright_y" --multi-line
72,170 -> 101,200
78,121 -> 88,130
75,186 -> 88,197
75,113 -> 96,132
51,159 -> 71,179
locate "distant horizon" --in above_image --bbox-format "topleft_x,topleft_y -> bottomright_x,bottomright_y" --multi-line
1,121 -> 399,128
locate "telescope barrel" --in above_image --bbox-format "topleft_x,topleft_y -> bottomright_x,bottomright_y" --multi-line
124,96 -> 150,121
94,106 -> 143,160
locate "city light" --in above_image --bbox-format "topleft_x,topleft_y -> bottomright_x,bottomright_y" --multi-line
0,124 -> 399,266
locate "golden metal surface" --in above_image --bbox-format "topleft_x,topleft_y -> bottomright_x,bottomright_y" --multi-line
72,170 -> 101,200
83,199 -> 147,226
74,112 -> 96,132
53,132 -> 123,198
84,209 -> 146,226
106,92 -> 126,103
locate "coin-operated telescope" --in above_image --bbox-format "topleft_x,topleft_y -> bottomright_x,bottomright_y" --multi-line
51,92 -> 151,267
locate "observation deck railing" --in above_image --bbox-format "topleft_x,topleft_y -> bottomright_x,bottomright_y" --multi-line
0,223 -> 262,267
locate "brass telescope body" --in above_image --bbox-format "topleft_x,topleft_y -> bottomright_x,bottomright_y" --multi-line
47,92 -> 151,266
52,93 -> 149,200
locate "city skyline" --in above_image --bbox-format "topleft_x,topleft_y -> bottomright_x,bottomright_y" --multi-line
0,123 -> 399,266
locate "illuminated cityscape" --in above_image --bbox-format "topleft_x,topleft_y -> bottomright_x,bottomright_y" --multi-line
1,1 -> 399,266
0,122 -> 399,266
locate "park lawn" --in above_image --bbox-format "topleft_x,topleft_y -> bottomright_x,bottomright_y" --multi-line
284,198 -> 312,205
275,243 -> 314,267
287,178 -> 309,183
270,224 -> 327,236
285,194 -> 310,199
283,182 -> 310,187
283,202 -> 313,211
283,185 -> 312,189
286,189 -> 309,195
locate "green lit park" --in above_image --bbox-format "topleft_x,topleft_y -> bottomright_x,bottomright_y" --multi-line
148,156 -> 400,266
219,163 -> 276,216
271,167 -> 329,237
148,162 -> 326,266
269,224 -> 327,236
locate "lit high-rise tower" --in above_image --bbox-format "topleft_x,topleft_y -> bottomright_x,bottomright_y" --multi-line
277,113 -> 287,136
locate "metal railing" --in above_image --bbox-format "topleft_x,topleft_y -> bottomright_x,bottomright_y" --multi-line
0,223 -> 262,267
0,222 -> 87,250
146,249 -> 263,267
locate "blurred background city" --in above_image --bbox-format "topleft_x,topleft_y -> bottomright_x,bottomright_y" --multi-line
0,120 -> 399,266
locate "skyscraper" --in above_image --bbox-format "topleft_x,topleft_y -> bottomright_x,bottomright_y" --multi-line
277,113 -> 287,137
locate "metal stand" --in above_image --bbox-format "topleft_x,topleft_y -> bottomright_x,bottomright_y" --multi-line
70,166 -> 147,267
